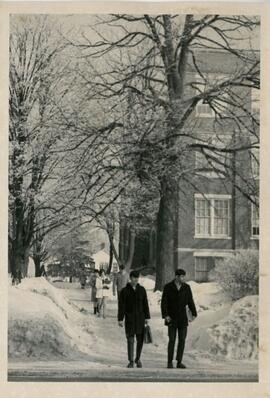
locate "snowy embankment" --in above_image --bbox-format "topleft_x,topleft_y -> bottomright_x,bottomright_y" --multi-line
9,277 -> 96,360
140,277 -> 230,315
9,276 -> 258,363
207,296 -> 258,360
140,276 -> 258,361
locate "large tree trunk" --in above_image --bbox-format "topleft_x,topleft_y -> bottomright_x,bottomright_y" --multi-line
149,227 -> 157,269
119,219 -> 125,263
155,178 -> 178,291
108,234 -> 120,266
11,240 -> 30,281
153,16 -> 190,291
11,194 -> 26,280
33,231 -> 44,276
107,239 -> 114,273
118,218 -> 136,271
123,223 -> 130,263
34,255 -> 42,277
10,198 -> 35,280
12,244 -> 24,281
23,247 -> 30,277
125,229 -> 136,271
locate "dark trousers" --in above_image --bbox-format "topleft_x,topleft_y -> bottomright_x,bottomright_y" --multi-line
167,325 -> 187,364
127,333 -> 144,362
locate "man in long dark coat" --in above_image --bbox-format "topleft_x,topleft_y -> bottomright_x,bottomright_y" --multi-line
161,268 -> 197,369
118,270 -> 151,368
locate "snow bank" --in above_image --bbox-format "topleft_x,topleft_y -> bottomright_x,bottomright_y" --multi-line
17,277 -> 81,321
145,279 -> 258,362
145,280 -> 230,314
140,275 -> 155,291
207,296 -> 258,360
9,289 -> 79,359
189,281 -> 231,312
9,278 -> 96,360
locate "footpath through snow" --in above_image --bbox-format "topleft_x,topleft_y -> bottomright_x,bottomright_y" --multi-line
8,276 -> 258,370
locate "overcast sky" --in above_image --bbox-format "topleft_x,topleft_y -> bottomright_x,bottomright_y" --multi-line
11,14 -> 259,51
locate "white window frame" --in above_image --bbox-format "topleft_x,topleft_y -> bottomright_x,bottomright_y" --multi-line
251,201 -> 259,239
194,193 -> 231,239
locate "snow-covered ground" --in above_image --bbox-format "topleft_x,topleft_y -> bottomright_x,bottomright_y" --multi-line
8,276 -> 258,380
8,278 -> 97,360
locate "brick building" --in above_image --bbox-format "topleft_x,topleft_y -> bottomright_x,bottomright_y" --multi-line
130,49 -> 259,283
176,49 -> 259,281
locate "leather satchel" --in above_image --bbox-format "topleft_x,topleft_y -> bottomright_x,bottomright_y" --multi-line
164,317 -> 172,326
186,305 -> 195,322
144,324 -> 153,344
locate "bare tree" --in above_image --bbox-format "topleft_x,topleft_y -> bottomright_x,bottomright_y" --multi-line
68,14 -> 259,289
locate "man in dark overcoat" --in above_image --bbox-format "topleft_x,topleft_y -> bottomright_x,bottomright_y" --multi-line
161,268 -> 197,369
118,270 -> 151,368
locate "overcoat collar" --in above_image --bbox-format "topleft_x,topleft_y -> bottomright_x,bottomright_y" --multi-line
169,280 -> 186,291
127,282 -> 141,290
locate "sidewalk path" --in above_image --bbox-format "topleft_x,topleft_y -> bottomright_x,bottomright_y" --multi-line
8,282 -> 258,382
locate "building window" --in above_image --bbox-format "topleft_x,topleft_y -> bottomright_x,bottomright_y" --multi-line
195,74 -> 229,117
195,133 -> 231,178
195,75 -> 215,117
213,200 -> 230,235
195,199 -> 211,236
195,257 -> 209,282
250,147 -> 259,179
195,256 -> 226,282
251,202 -> 259,238
196,101 -> 215,117
251,88 -> 260,113
195,194 -> 231,238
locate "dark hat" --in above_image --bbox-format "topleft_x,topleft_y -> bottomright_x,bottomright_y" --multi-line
130,270 -> 140,278
175,268 -> 186,276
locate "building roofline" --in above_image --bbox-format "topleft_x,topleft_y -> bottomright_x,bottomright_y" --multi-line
190,47 -> 260,54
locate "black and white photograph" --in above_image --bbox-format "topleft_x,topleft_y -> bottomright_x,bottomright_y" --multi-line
6,10 -> 260,383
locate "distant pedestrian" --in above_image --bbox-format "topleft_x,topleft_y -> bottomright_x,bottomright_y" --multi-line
80,272 -> 86,289
90,269 -> 100,315
113,264 -> 129,301
118,270 -> 150,368
95,270 -> 104,316
161,269 -> 197,369
100,269 -> 111,319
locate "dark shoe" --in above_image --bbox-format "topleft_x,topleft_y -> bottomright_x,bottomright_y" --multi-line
127,361 -> 134,368
167,362 -> 173,369
135,359 -> 142,368
177,362 -> 186,369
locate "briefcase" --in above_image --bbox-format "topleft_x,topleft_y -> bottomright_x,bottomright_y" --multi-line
186,305 -> 195,322
164,318 -> 172,326
144,324 -> 153,344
